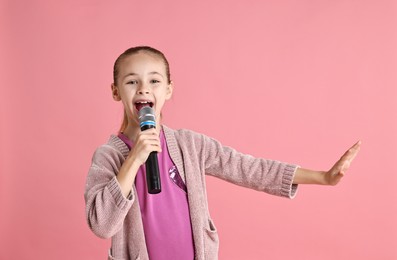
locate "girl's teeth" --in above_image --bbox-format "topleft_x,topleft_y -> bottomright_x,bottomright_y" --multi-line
135,102 -> 153,111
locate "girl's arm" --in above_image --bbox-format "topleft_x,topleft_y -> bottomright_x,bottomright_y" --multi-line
293,141 -> 361,185
85,129 -> 162,239
196,131 -> 298,198
117,128 -> 162,197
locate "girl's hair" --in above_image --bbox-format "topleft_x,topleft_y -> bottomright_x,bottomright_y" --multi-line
113,46 -> 171,133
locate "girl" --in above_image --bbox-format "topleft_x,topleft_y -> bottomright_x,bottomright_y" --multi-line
84,46 -> 361,260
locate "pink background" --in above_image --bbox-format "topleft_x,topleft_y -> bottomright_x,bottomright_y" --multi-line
2,0 -> 397,259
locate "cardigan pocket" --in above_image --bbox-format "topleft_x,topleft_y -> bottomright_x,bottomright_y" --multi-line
108,249 -> 124,260
108,249 -> 141,260
204,218 -> 219,260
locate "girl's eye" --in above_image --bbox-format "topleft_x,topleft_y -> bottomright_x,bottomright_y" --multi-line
127,80 -> 138,85
150,79 -> 160,84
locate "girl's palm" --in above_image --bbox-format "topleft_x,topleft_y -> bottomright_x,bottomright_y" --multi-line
325,141 -> 361,185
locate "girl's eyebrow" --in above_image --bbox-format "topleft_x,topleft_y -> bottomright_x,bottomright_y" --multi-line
148,71 -> 164,78
123,72 -> 164,79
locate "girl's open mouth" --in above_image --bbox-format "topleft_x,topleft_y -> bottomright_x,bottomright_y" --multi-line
135,101 -> 154,111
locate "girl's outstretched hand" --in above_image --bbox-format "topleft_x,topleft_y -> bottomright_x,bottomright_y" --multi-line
324,141 -> 362,186
293,141 -> 361,185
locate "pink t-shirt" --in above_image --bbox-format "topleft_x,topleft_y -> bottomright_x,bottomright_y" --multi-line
118,130 -> 195,260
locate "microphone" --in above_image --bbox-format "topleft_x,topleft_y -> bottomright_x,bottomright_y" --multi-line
139,106 -> 161,194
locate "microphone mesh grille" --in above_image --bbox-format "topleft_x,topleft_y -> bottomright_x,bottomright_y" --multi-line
139,106 -> 156,124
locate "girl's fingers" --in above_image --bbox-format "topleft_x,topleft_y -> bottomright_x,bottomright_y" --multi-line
139,133 -> 162,152
140,128 -> 160,136
330,141 -> 361,174
339,161 -> 350,175
137,130 -> 160,141
334,141 -> 361,174
341,141 -> 361,162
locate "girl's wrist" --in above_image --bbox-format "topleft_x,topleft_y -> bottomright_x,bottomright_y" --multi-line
318,171 -> 329,185
125,157 -> 141,176
293,168 -> 328,185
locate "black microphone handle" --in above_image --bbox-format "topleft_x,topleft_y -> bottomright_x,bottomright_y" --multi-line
146,151 -> 161,194
139,106 -> 161,194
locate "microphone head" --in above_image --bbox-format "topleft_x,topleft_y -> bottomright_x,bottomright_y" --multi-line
139,106 -> 156,130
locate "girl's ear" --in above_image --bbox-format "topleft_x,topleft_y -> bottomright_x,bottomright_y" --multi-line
165,81 -> 174,100
111,83 -> 121,101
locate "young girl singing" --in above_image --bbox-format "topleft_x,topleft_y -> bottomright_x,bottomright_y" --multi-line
84,46 -> 361,260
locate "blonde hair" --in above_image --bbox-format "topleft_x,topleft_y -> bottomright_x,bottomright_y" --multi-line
113,46 -> 171,133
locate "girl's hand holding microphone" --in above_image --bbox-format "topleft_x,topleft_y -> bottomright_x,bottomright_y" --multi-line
129,128 -> 162,166
117,128 -> 162,197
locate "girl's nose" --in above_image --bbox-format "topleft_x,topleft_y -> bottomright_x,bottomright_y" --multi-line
136,84 -> 150,94
137,89 -> 150,94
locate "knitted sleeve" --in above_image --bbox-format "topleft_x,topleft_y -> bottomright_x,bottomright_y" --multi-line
198,132 -> 299,198
84,144 -> 134,239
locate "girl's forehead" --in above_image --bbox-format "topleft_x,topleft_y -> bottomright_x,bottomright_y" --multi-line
119,53 -> 166,79
121,52 -> 165,70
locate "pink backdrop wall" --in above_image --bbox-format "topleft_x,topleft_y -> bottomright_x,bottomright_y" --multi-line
2,0 -> 396,259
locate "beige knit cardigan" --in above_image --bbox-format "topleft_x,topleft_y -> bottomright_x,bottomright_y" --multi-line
85,125 -> 298,260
